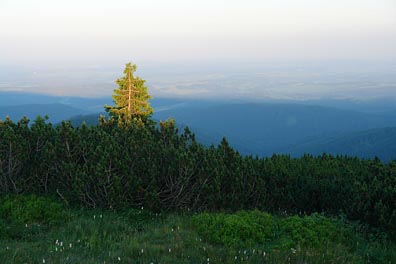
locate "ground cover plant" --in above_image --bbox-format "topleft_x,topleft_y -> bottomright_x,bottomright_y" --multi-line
1,195 -> 395,263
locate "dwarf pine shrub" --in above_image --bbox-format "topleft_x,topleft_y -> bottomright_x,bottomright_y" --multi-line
0,195 -> 65,224
191,210 -> 275,247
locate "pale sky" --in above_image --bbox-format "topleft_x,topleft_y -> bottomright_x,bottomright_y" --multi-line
1,0 -> 395,64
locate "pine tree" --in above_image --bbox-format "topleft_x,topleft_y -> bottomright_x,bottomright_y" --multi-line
105,62 -> 153,124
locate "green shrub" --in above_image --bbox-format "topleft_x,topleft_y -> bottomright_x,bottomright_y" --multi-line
279,213 -> 340,247
0,195 -> 66,225
191,210 -> 275,247
1,116 -> 396,236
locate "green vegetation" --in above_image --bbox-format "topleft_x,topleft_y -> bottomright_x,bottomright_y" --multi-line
191,210 -> 275,247
1,63 -> 396,262
105,62 -> 153,124
0,195 -> 66,225
1,196 -> 395,263
1,116 -> 395,236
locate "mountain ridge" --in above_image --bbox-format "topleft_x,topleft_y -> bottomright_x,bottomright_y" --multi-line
0,103 -> 89,124
1,93 -> 396,161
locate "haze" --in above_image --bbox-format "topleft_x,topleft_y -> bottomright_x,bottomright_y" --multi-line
0,0 -> 395,98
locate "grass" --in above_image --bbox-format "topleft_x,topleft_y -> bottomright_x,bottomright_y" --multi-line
0,196 -> 396,263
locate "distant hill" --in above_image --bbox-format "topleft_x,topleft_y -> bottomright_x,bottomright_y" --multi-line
68,112 -> 108,127
0,92 -> 60,106
0,92 -> 212,115
0,103 -> 88,124
0,91 -> 111,113
65,102 -> 396,159
288,98 -> 396,114
285,127 -> 396,162
154,103 -> 396,156
2,91 -> 396,160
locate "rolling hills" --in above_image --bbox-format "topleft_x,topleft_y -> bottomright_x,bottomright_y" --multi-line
1,91 -> 396,161
285,126 -> 396,161
154,103 -> 396,157
0,103 -> 89,124
65,102 -> 396,161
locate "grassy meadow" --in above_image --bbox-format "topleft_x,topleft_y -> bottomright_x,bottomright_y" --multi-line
0,195 -> 395,263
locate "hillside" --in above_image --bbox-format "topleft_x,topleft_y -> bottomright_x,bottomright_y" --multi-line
0,92 -> 112,113
154,102 -> 396,156
65,102 -> 396,159
2,92 -> 396,160
286,126 -> 396,161
67,112 -> 108,127
0,103 -> 88,124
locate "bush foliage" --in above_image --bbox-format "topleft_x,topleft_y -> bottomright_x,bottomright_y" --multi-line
191,210 -> 275,247
0,116 -> 395,235
192,211 -> 346,249
0,194 -> 65,224
279,213 -> 340,247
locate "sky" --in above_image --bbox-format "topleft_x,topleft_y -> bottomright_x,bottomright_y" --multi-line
0,0 -> 395,98
1,0 -> 395,64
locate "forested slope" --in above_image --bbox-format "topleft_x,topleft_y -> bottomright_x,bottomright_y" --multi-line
0,116 -> 395,236
286,127 -> 396,161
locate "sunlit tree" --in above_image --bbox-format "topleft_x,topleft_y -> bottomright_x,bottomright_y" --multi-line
105,62 -> 153,124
